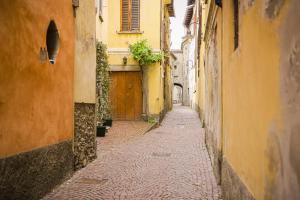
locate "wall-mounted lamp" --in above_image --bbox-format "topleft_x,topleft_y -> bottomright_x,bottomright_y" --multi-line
123,56 -> 128,65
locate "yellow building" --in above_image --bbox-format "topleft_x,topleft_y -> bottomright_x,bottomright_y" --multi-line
198,0 -> 300,199
106,0 -> 173,122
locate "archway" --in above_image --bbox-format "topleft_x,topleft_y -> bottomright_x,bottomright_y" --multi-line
173,83 -> 183,105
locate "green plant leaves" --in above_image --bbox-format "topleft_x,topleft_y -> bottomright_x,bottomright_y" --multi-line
96,41 -> 111,125
129,40 -> 162,66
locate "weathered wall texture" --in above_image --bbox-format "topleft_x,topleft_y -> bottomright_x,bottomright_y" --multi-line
73,0 -> 97,170
162,5 -> 173,113
0,0 -> 74,158
222,0 -> 281,198
199,0 -> 300,199
74,103 -> 96,170
0,140 -> 73,200
96,0 -> 108,43
204,11 -> 222,184
266,0 -> 300,199
74,0 -> 96,103
221,159 -> 255,200
0,1 -> 75,198
221,0 -> 300,199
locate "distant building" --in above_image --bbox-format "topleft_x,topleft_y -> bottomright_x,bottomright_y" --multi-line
183,0 -> 201,109
170,50 -> 187,105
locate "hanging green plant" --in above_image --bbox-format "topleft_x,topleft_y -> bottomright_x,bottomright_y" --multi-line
96,41 -> 111,125
129,40 -> 163,66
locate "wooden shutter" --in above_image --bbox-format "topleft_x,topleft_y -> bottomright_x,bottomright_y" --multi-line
131,0 -> 140,31
121,0 -> 129,31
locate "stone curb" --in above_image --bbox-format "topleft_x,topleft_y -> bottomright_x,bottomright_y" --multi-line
142,122 -> 159,135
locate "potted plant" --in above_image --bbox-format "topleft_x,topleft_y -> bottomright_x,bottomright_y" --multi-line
103,118 -> 112,127
96,123 -> 107,137
96,41 -> 112,136
102,100 -> 112,128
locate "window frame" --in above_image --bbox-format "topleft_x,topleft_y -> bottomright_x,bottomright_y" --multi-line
120,0 -> 141,32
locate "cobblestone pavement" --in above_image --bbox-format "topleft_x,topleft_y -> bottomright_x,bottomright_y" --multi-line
44,106 -> 221,200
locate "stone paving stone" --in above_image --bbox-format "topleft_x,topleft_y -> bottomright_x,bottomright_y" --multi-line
43,106 -> 221,200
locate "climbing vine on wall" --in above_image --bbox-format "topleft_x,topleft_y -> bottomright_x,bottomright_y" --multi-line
129,40 -> 163,66
96,42 -> 111,124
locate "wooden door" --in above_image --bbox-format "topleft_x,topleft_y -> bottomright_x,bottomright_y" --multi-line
110,71 -> 142,120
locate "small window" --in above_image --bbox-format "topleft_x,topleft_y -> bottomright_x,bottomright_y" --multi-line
233,0 -> 239,50
99,0 -> 104,22
46,20 -> 59,64
174,65 -> 177,69
121,0 -> 140,31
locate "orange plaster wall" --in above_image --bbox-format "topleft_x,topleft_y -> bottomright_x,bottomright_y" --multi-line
0,0 -> 75,158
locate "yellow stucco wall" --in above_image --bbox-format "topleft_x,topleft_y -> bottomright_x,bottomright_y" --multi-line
222,1 -> 282,198
96,0 -> 108,43
148,63 -> 164,115
197,41 -> 206,120
198,0 -> 300,199
74,0 -> 96,103
107,0 -> 161,49
107,0 -> 164,117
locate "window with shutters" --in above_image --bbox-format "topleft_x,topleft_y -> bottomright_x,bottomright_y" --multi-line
121,0 -> 140,32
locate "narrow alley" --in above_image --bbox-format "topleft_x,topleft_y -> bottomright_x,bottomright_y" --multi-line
1,0 -> 300,199
44,106 -> 220,200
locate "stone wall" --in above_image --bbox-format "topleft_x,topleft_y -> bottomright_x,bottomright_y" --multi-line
221,159 -> 255,200
204,20 -> 222,184
74,103 -> 97,170
0,140 -> 73,200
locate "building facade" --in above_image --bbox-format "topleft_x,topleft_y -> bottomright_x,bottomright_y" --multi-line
170,50 -> 185,104
197,0 -> 300,199
0,1 -> 75,199
183,0 -> 201,110
107,0 -> 173,122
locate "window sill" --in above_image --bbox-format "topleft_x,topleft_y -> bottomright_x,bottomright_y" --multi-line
116,30 -> 144,34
